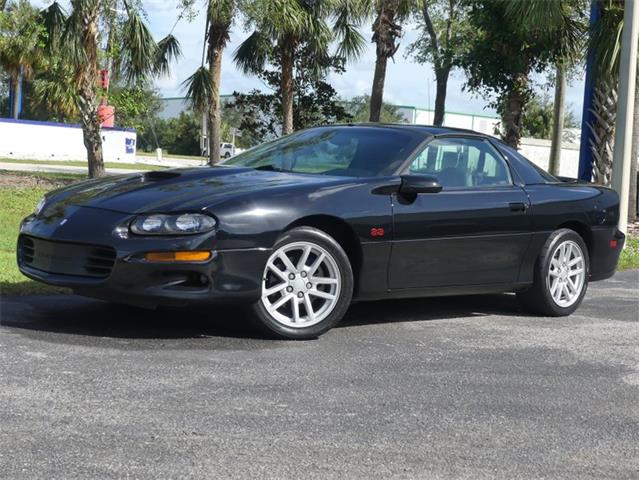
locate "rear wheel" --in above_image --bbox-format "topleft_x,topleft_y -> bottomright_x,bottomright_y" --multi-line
517,228 -> 589,316
252,227 -> 353,339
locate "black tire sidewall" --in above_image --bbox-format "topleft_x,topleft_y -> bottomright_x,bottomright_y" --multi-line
536,229 -> 590,316
252,227 -> 354,339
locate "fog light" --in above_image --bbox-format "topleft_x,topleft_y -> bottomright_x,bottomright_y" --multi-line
145,251 -> 212,262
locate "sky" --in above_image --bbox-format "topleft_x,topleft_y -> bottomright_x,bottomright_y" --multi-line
38,0 -> 588,118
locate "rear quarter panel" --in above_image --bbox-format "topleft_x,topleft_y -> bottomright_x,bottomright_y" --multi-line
520,183 -> 620,283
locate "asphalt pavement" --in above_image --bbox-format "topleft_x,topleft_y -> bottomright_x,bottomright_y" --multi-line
1,270 -> 638,479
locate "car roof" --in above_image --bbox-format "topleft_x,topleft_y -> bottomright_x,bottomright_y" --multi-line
314,122 -> 484,138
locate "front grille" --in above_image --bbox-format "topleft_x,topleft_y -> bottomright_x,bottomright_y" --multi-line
18,235 -> 116,278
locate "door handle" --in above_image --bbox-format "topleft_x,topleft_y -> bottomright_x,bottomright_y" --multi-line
509,202 -> 528,212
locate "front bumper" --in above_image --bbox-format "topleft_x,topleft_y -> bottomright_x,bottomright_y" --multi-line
17,207 -> 271,308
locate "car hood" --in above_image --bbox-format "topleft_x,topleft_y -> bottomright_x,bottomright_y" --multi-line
45,166 -> 345,214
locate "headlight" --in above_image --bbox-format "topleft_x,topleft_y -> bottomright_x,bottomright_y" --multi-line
130,213 -> 217,235
34,197 -> 46,216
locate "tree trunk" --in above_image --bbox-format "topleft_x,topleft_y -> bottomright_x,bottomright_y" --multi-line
433,66 -> 450,126
588,78 -> 617,186
207,44 -> 223,165
628,63 -> 639,222
10,72 -> 20,119
502,83 -> 527,148
549,63 -> 566,176
370,0 -> 401,123
77,7 -> 104,178
280,37 -> 295,135
369,54 -> 388,122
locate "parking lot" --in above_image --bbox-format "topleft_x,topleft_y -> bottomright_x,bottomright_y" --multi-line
1,270 -> 638,479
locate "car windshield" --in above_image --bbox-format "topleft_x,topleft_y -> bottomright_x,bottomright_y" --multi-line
223,127 -> 424,177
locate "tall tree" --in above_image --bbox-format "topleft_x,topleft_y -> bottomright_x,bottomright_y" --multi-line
235,0 -> 365,135
369,0 -> 412,122
408,0 -> 471,126
228,46 -> 353,145
182,0 -> 236,165
586,0 -> 624,187
42,1 -> 181,178
0,0 -> 45,119
460,1 -> 579,148
505,0 -> 585,174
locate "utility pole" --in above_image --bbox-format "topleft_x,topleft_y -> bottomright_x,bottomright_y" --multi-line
611,0 -> 639,236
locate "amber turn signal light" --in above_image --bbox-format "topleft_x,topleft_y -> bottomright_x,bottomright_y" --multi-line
145,251 -> 212,262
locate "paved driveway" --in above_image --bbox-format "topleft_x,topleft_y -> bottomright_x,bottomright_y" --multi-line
1,271 -> 637,479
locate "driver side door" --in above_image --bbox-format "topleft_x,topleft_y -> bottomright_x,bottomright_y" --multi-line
389,136 -> 532,289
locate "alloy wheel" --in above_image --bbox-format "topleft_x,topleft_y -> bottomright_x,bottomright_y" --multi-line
261,241 -> 341,328
546,240 -> 586,308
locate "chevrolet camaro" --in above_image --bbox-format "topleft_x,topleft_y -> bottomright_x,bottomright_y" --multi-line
17,125 -> 625,339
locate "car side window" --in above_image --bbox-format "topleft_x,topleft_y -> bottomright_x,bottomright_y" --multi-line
409,137 -> 512,189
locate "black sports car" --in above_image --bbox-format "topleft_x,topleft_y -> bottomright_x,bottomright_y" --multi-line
17,124 -> 625,339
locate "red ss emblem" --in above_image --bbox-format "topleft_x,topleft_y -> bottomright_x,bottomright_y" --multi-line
370,227 -> 385,237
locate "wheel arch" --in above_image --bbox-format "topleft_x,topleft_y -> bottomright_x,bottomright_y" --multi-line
286,215 -> 363,294
555,220 -> 593,261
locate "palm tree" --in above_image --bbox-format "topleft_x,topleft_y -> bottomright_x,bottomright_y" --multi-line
369,0 -> 412,122
586,0 -> 624,187
42,0 -> 181,178
183,0 -> 236,165
235,0 -> 365,135
0,0 -> 45,119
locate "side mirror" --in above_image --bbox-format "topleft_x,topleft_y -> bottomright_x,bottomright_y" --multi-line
400,175 -> 442,194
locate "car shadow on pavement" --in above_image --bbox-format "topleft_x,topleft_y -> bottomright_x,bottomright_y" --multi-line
0,292 -> 532,343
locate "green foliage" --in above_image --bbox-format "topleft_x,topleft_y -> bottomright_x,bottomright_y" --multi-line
109,82 -> 161,133
138,111 -> 201,156
459,0 -> 586,145
589,0 -> 624,80
227,48 -> 353,145
182,66 -> 212,114
344,94 -> 406,124
407,0 -> 472,71
0,0 -> 46,79
618,236 -> 639,271
520,93 -> 580,140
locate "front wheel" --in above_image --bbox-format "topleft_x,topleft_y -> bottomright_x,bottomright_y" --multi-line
252,227 -> 353,339
517,228 -> 589,316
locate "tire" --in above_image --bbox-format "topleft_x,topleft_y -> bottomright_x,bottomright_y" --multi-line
224,152 -> 231,159
517,228 -> 589,316
252,226 -> 354,339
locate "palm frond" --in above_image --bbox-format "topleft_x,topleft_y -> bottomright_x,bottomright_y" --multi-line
155,34 -> 182,77
181,66 -> 212,113
40,1 -> 67,53
61,7 -> 89,68
335,21 -> 366,62
504,0 -> 586,62
233,30 -> 270,74
330,0 -> 367,62
589,1 -> 624,80
120,8 -> 159,83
